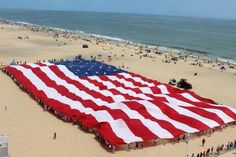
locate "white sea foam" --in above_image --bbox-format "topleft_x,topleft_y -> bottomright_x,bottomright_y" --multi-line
52,27 -> 67,32
90,34 -> 129,43
217,58 -> 236,65
15,21 -> 35,26
158,46 -> 182,53
74,30 -> 85,34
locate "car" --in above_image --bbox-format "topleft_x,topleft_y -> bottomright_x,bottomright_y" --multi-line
177,79 -> 192,89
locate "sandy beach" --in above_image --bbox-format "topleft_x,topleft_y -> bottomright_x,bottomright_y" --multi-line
0,22 -> 236,157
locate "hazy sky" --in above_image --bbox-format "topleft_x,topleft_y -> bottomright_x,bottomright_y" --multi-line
1,0 -> 236,19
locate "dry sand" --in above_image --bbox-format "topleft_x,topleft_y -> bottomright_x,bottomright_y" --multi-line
222,151 -> 236,157
0,23 -> 236,157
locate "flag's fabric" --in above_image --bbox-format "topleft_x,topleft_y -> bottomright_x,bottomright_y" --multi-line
3,59 -> 236,145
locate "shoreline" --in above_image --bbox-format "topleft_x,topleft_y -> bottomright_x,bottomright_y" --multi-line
1,20 -> 236,79
1,19 -> 236,66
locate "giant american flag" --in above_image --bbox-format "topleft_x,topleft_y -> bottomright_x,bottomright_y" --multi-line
3,59 -> 236,145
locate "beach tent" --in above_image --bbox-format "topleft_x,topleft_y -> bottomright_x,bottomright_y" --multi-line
220,66 -> 226,71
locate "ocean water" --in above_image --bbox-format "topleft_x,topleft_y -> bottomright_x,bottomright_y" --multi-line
1,9 -> 236,61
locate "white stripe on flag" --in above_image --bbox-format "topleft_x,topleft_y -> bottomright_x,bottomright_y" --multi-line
118,73 -> 155,87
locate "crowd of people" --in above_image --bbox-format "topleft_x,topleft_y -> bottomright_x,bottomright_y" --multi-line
188,139 -> 236,157
1,20 -> 236,75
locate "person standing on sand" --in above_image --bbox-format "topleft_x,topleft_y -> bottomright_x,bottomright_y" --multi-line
128,143 -> 131,151
112,145 -> 115,153
199,152 -> 203,157
135,142 -> 138,149
53,132 -> 57,140
211,146 -> 214,154
202,150 -> 206,157
202,138 -> 206,146
141,142 -> 143,149
206,148 -> 210,156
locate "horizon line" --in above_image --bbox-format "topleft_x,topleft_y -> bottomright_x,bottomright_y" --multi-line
1,7 -> 236,21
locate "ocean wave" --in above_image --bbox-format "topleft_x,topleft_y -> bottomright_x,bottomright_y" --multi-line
217,58 -> 236,65
51,27 -> 68,32
157,46 -> 182,53
89,34 -> 129,43
74,30 -> 85,34
15,21 -> 35,26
